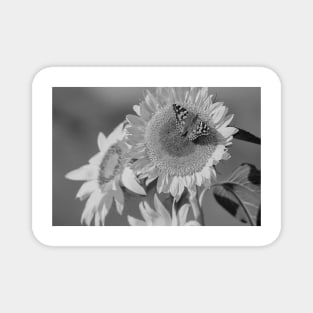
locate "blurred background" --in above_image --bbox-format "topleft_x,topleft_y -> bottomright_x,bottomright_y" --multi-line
53,87 -> 260,226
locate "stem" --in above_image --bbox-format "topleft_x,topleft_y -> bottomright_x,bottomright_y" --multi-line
189,190 -> 205,226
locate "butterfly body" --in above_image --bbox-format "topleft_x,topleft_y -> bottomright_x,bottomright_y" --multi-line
173,104 -> 210,141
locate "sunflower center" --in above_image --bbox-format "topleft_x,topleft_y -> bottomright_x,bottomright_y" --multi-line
159,116 -> 195,157
145,105 -> 218,176
98,144 -> 123,187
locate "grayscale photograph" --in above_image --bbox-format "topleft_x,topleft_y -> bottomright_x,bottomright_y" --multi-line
53,87 -> 261,226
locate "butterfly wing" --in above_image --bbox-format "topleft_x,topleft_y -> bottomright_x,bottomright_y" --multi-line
173,104 -> 188,133
188,120 -> 210,141
173,104 -> 210,141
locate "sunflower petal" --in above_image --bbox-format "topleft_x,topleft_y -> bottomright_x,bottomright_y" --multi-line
127,216 -> 146,226
121,167 -> 146,195
99,206 -> 109,225
154,194 -> 171,223
140,102 -> 153,121
76,180 -> 98,200
113,185 -> 124,215
126,114 -> 146,128
185,220 -> 201,226
171,202 -> 178,226
219,127 -> 238,138
178,204 -> 190,225
80,189 -> 102,225
218,114 -> 234,129
97,132 -> 107,151
106,122 -> 125,146
65,164 -> 98,181
102,191 -> 114,212
144,90 -> 159,111
211,106 -> 226,124
169,176 -> 180,198
88,151 -> 103,165
94,212 -> 101,226
139,202 -> 154,224
133,104 -> 141,115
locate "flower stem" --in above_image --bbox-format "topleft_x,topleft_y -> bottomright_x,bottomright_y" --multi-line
189,190 -> 205,226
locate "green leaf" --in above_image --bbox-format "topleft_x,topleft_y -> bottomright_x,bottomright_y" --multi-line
234,128 -> 261,145
213,163 -> 261,226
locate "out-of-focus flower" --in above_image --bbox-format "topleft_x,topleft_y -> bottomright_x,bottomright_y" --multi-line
127,194 -> 200,226
65,123 -> 146,226
126,88 -> 238,200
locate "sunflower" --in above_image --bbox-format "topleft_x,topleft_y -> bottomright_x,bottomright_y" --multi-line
127,194 -> 200,226
65,123 -> 146,226
126,87 -> 238,199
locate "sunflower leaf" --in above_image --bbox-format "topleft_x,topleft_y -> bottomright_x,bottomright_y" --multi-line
233,128 -> 261,145
213,163 -> 261,226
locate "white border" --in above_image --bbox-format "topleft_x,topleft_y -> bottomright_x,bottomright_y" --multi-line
32,67 -> 281,247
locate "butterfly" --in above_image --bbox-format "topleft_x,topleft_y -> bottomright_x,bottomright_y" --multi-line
173,104 -> 210,141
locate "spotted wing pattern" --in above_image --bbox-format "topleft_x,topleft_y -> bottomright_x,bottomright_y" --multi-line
188,120 -> 210,141
173,103 -> 188,133
173,104 -> 210,141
